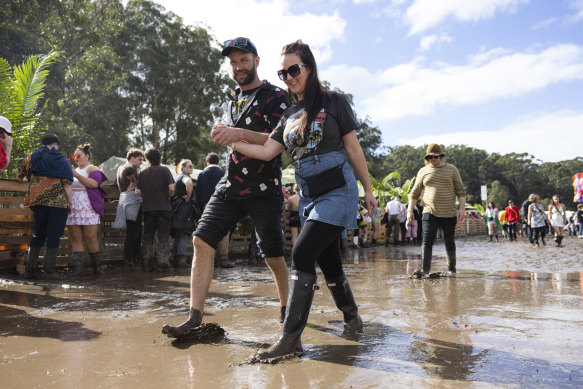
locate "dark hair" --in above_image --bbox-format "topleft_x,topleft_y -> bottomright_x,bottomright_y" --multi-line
488,202 -> 495,209
41,133 -> 60,146
126,147 -> 144,160
553,194 -> 561,203
206,152 -> 219,165
77,143 -> 91,157
144,148 -> 161,166
281,40 -> 326,142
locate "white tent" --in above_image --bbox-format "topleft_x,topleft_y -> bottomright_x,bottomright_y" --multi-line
98,156 -> 201,184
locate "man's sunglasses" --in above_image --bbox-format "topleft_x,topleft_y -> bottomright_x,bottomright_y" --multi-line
277,64 -> 307,81
425,155 -> 441,160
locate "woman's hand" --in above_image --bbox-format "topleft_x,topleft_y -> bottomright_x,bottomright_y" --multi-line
364,191 -> 377,217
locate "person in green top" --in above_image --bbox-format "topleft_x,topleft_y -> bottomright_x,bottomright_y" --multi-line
407,143 -> 466,276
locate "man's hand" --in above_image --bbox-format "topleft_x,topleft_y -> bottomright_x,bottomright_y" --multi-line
457,208 -> 465,220
211,123 -> 239,146
407,210 -> 414,223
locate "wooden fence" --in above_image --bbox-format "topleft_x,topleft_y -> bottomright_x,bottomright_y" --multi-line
1,178 -> 486,272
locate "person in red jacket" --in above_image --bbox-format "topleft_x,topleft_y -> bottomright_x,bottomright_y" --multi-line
503,199 -> 521,241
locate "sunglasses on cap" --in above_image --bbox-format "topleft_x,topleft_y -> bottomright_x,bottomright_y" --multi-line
223,38 -> 256,50
425,155 -> 441,160
277,64 -> 307,81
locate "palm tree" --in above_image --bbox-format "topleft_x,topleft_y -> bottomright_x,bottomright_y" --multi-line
0,50 -> 60,176
369,171 -> 415,208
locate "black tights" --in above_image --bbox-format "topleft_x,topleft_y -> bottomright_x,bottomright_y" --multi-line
292,220 -> 344,279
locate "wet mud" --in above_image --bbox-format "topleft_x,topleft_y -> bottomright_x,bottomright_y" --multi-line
1,235 -> 582,388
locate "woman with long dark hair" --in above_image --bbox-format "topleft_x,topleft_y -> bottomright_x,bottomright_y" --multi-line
230,40 -> 376,359
486,202 -> 499,242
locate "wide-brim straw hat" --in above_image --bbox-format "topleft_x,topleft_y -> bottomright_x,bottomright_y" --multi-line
425,143 -> 445,158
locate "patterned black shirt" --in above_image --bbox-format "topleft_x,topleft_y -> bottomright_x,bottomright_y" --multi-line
216,81 -> 289,200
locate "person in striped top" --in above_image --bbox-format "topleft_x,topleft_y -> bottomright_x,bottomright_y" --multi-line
407,143 -> 466,276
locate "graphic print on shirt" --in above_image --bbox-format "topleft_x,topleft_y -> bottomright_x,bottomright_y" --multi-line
283,108 -> 327,159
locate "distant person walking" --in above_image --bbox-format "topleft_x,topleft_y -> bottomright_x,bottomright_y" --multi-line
549,194 -> 568,247
115,148 -> 144,269
503,200 -> 520,241
136,148 -> 175,271
408,144 -> 466,276
485,202 -> 499,242
521,194 -> 535,244
384,195 -> 403,246
17,134 -> 73,280
528,194 -> 550,247
576,204 -> 583,238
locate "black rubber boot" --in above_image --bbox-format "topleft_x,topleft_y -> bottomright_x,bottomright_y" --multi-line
541,236 -> 546,246
255,271 -> 318,360
446,250 -> 456,273
44,247 -> 63,280
279,305 -> 286,324
89,252 -> 103,275
162,308 -> 203,339
489,235 -> 493,242
73,251 -> 86,276
495,235 -> 499,242
326,273 -> 363,335
421,242 -> 432,274
557,235 -> 563,247
24,246 -> 41,279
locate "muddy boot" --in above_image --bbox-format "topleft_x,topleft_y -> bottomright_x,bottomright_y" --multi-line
43,247 -> 63,280
72,251 -> 86,276
489,235 -> 493,242
446,250 -> 456,273
255,271 -> 318,360
162,308 -> 203,339
219,255 -> 235,268
89,252 -> 103,275
495,235 -> 499,242
142,243 -> 154,271
371,239 -> 376,246
541,236 -> 546,246
174,255 -> 189,269
326,273 -> 363,335
156,244 -> 171,272
24,246 -> 41,279
557,235 -> 563,247
421,242 -> 433,274
279,305 -> 286,324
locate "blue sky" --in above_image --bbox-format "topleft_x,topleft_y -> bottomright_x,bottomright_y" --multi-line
154,0 -> 583,163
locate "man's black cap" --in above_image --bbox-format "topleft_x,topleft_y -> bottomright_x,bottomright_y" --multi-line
222,37 -> 258,57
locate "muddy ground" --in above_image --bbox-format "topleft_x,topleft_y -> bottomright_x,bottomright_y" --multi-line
1,235 -> 582,388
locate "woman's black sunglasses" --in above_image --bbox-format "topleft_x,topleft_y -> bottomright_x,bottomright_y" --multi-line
277,64 -> 307,81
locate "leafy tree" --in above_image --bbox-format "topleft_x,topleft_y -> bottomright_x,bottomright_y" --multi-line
445,145 -> 489,203
0,50 -> 60,176
487,180 -> 511,210
121,0 -> 230,164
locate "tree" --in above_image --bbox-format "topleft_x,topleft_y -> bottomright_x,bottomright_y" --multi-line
487,180 -> 511,211
121,0 -> 231,164
0,50 -> 60,176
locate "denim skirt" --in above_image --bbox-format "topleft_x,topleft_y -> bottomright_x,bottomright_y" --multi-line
294,150 -> 358,229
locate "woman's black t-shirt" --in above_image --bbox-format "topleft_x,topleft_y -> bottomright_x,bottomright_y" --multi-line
269,92 -> 358,161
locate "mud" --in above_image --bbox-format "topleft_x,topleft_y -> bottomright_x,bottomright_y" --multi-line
1,235 -> 582,388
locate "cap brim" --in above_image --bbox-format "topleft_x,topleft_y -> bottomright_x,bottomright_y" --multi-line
222,46 -> 252,56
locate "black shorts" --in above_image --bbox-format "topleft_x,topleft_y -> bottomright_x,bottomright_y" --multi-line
194,194 -> 284,258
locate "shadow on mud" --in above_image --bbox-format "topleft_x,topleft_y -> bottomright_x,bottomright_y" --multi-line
0,305 -> 101,341
305,321 -> 583,387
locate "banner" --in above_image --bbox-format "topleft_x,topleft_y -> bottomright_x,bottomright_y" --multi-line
573,172 -> 583,202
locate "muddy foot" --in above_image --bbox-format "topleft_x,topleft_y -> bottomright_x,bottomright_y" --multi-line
163,322 -> 225,342
232,351 -> 303,366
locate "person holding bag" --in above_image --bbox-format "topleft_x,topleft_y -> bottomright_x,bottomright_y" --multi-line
227,40 -> 376,359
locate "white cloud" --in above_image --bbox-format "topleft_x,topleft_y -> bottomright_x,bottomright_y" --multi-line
395,110 -> 583,162
569,0 -> 583,22
153,0 -> 346,84
320,44 -> 583,122
419,33 -> 453,50
403,0 -> 529,35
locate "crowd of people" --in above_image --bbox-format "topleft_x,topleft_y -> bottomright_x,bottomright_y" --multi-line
8,36 -> 580,362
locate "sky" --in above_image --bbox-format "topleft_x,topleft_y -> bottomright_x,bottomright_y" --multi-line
153,0 -> 583,163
